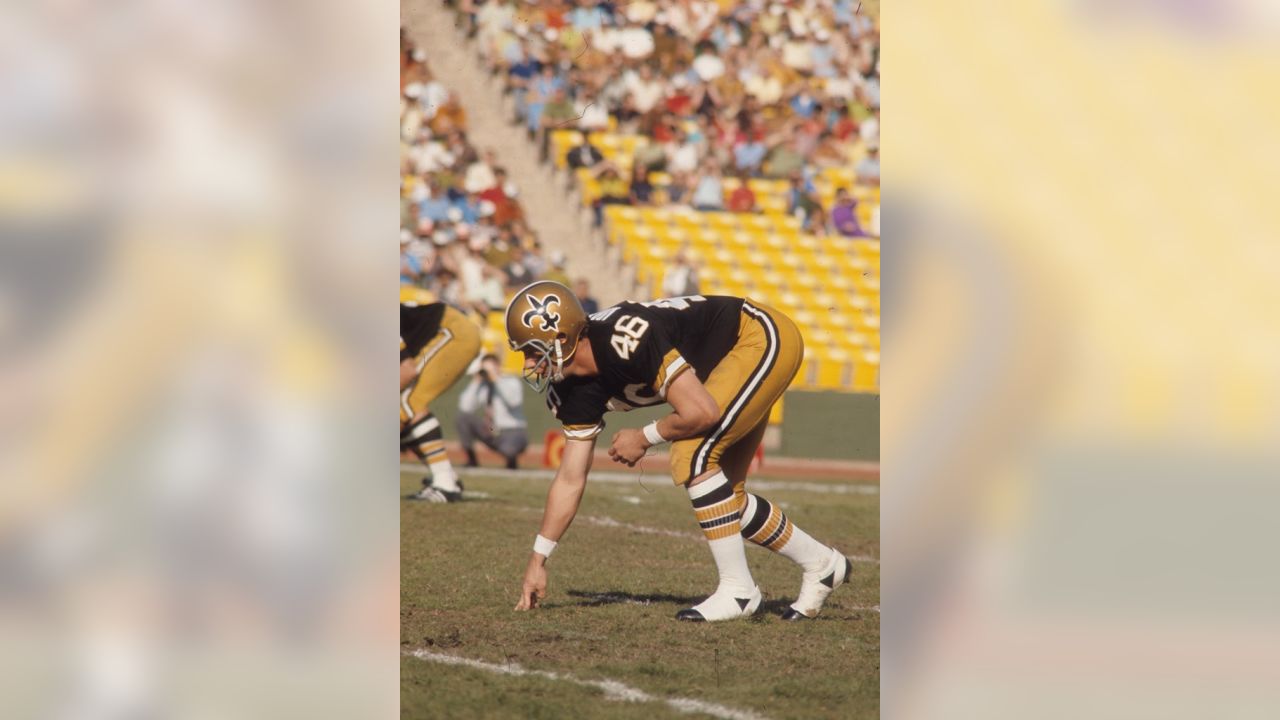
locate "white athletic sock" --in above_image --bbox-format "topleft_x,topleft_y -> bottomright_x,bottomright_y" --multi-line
688,471 -> 755,595
428,459 -> 460,492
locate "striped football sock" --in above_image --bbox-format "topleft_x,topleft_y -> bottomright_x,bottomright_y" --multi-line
688,471 -> 755,595
740,493 -> 830,574
402,413 -> 459,492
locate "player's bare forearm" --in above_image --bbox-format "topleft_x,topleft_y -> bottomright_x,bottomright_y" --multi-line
516,438 -> 594,612
657,370 -> 720,441
609,372 -> 721,466
538,472 -> 586,541
536,437 -> 595,541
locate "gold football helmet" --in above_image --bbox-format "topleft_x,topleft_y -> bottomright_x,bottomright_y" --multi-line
505,280 -> 588,391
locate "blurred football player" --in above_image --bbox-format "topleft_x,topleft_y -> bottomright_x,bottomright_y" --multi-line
506,281 -> 852,621
401,301 -> 481,502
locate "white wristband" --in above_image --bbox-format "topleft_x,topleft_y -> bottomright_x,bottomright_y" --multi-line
642,421 -> 667,446
533,534 -> 557,558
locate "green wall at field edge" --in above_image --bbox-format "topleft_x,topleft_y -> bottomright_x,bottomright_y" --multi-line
425,383 -> 879,462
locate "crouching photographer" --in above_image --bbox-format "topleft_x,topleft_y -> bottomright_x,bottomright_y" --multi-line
456,353 -> 529,470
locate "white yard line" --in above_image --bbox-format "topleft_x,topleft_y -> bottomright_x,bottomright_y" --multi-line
576,513 -> 703,540
405,649 -> 774,720
401,463 -> 881,564
400,464 -> 879,495
511,508 -> 881,564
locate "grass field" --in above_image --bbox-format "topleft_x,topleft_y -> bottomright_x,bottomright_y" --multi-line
401,466 -> 880,720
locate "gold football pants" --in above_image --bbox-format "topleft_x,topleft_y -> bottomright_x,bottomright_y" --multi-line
669,301 -> 803,486
400,306 -> 481,423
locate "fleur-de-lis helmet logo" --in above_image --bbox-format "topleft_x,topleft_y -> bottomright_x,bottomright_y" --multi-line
521,293 -> 561,332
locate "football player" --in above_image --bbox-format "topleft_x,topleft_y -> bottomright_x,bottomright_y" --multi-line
506,280 -> 853,621
401,301 -> 481,502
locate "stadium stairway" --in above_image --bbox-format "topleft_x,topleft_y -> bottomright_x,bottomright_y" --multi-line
402,0 -> 637,307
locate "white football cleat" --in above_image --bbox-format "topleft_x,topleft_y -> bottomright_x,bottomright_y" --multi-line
676,585 -> 762,622
410,478 -> 464,503
782,548 -> 852,620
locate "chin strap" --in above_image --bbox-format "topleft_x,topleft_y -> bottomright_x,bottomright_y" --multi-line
551,338 -> 565,382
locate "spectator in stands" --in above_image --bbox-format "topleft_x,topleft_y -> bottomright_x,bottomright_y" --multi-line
861,106 -> 880,147
480,167 -> 521,227
504,244 -> 537,290
418,179 -> 453,223
574,278 -> 600,314
733,133 -> 767,177
692,45 -> 726,82
856,144 -> 880,186
570,0 -> 606,33
613,93 -> 644,134
575,93 -> 611,131
541,88 -> 579,130
400,232 -> 423,285
434,267 -> 463,307
441,3 -> 883,252
690,160 -> 724,211
629,164 -> 655,206
543,249 -> 572,287
527,64 -> 563,136
430,93 -> 468,136
464,149 -> 499,194
663,250 -> 700,297
633,134 -> 668,173
626,64 -> 666,114
727,174 -> 757,213
592,164 -> 630,226
689,79 -> 724,119
477,263 -> 508,317
805,197 -> 830,237
566,133 -> 605,170
507,40 -> 541,121
762,134 -> 807,180
664,128 -> 700,176
456,354 -> 529,470
520,238 -> 548,279
830,187 -> 867,238
663,171 -> 689,205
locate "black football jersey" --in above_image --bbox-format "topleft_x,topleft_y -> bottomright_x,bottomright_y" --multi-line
547,295 -> 744,439
400,302 -> 447,361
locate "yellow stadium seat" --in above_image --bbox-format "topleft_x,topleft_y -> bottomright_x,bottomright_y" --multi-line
853,356 -> 880,392
758,197 -> 789,214
796,356 -> 819,388
645,207 -> 674,224
791,309 -> 817,327
812,361 -> 845,390
759,234 -> 788,252
605,204 -> 639,223
790,273 -> 820,293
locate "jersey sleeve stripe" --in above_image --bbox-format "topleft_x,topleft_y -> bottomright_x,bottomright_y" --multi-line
656,353 -> 690,398
563,423 -> 604,440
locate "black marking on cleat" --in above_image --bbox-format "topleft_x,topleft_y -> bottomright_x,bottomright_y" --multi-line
781,608 -> 808,621
675,608 -> 706,622
735,596 -> 751,610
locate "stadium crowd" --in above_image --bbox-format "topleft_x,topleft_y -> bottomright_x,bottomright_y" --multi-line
400,30 -> 575,319
449,0 -> 879,237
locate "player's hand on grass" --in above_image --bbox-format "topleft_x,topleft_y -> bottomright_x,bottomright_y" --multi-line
608,428 -> 648,467
515,554 -> 548,611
